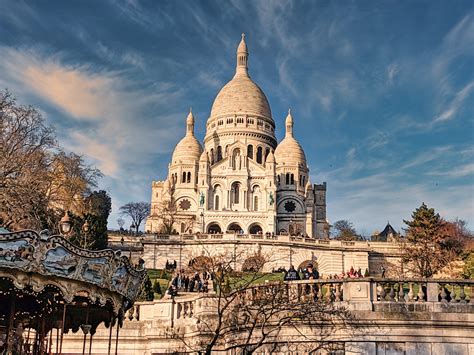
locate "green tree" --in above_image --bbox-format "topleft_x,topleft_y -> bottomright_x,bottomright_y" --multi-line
138,274 -> 154,301
402,203 -> 450,278
68,190 -> 111,250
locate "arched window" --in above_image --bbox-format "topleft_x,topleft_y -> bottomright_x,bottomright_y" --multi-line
302,176 -> 306,187
182,172 -> 186,183
187,172 -> 191,183
285,173 -> 290,185
217,146 -> 222,162
256,146 -> 263,164
214,195 -> 220,210
210,148 -> 214,165
247,145 -> 253,159
290,174 -> 295,185
265,148 -> 270,162
254,196 -> 258,211
231,182 -> 240,205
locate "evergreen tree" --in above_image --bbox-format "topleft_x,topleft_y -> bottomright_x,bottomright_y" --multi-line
402,203 -> 448,278
139,274 -> 154,301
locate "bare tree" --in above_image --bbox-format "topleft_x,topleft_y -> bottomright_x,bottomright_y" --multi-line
174,248 -> 357,354
332,220 -> 360,241
0,90 -> 102,231
119,202 -> 150,235
153,184 -> 195,234
117,218 -> 125,231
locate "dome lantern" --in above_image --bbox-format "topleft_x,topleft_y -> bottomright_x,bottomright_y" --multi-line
186,108 -> 195,136
236,33 -> 248,75
285,109 -> 293,137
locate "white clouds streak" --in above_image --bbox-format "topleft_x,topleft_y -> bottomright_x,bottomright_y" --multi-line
433,81 -> 474,123
0,47 -> 184,178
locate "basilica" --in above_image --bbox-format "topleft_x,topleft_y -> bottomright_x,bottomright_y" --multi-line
145,35 -> 328,238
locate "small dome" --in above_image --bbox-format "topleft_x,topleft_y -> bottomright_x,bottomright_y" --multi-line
172,136 -> 202,164
274,136 -> 306,166
274,110 -> 306,167
266,150 -> 275,164
172,111 -> 203,164
199,150 -> 208,162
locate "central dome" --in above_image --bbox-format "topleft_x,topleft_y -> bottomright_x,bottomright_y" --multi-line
210,74 -> 272,119
208,34 -> 272,121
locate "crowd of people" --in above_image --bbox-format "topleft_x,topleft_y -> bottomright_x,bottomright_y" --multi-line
282,264 -> 370,281
168,271 -> 211,296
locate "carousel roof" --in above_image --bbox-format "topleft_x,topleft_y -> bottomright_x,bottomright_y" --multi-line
0,229 -> 146,337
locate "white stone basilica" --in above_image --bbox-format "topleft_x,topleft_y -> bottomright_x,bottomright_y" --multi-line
146,35 -> 328,238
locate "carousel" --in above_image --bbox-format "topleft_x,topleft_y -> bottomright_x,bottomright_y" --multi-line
0,215 -> 146,354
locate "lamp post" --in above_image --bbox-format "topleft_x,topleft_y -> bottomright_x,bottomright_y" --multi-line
82,219 -> 90,249
59,211 -> 72,236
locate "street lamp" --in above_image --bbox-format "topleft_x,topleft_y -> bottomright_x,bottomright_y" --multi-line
82,219 -> 90,249
59,211 -> 72,236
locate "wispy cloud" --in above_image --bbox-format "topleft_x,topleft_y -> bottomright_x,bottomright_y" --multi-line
433,81 -> 474,123
0,46 -> 184,178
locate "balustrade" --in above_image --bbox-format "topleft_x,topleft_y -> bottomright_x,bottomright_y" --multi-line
375,279 -> 472,303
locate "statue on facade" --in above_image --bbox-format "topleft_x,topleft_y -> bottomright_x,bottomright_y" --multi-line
268,192 -> 274,206
199,192 -> 205,207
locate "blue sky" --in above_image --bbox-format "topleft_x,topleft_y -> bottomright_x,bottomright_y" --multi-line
1,0 -> 473,235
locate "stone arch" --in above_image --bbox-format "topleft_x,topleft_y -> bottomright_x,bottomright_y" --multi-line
230,181 -> 241,205
227,222 -> 243,233
247,144 -> 254,159
217,145 -> 223,162
256,146 -> 263,164
207,222 -> 222,234
242,255 -> 266,272
248,223 -> 263,235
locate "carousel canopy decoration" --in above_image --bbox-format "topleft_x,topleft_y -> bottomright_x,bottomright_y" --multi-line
0,230 -> 145,312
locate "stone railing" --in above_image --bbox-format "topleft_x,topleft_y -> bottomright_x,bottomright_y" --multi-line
125,278 -> 474,325
140,233 -> 400,249
375,278 -> 473,303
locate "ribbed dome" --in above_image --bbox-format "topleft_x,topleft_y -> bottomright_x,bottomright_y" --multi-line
209,34 -> 272,121
275,136 -> 306,166
274,110 -> 306,167
210,75 -> 272,119
172,111 -> 203,164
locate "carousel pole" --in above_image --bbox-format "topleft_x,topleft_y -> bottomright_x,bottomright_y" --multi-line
107,315 -> 114,355
5,293 -> 16,353
82,307 -> 90,355
56,323 -> 60,355
39,313 -> 46,355
59,304 -> 67,354
88,333 -> 93,355
49,326 -> 53,354
114,316 -> 121,355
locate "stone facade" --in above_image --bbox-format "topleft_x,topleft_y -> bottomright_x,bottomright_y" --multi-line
145,34 -> 328,238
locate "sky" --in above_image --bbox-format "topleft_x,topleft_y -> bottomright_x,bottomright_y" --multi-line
0,0 -> 473,235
